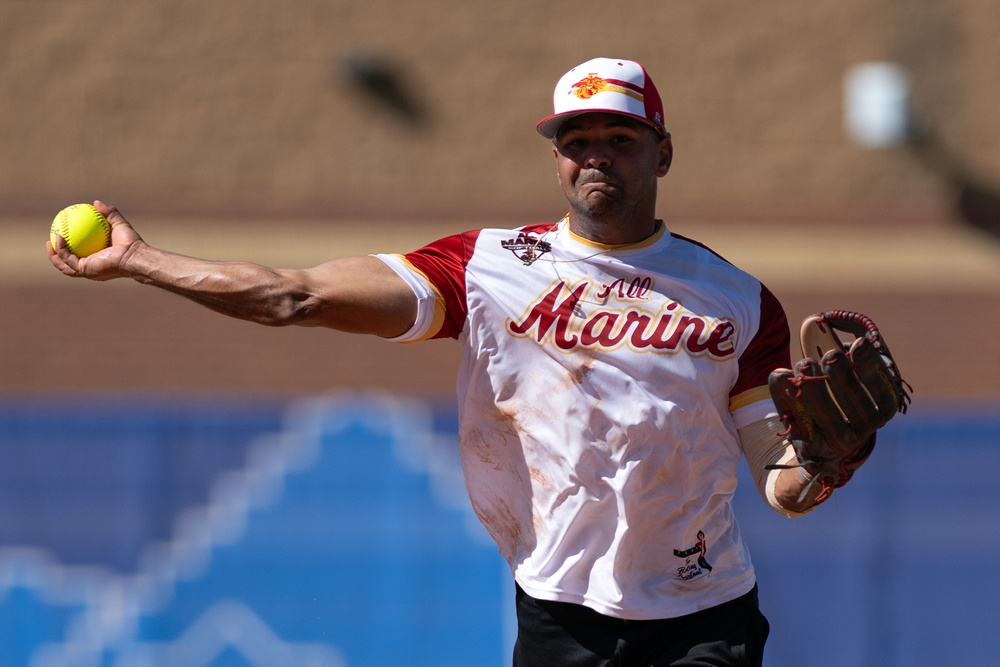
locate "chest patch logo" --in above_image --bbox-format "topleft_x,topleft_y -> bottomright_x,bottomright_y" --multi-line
501,233 -> 552,266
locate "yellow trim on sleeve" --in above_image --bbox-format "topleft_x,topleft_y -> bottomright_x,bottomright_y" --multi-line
729,385 -> 772,413
396,255 -> 449,343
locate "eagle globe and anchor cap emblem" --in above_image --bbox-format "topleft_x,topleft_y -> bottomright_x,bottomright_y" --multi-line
571,73 -> 609,99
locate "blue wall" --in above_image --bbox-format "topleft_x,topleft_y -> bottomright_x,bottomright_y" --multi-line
0,395 -> 994,666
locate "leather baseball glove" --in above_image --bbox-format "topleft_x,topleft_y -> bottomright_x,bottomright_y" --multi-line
768,310 -> 912,502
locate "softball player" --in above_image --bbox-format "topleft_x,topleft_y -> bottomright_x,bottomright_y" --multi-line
49,58 -> 830,666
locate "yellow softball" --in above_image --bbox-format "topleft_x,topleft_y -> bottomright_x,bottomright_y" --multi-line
50,203 -> 112,257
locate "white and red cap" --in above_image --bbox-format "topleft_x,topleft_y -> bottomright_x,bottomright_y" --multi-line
536,57 -> 669,139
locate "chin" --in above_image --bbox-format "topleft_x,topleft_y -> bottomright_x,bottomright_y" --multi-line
573,196 -> 618,218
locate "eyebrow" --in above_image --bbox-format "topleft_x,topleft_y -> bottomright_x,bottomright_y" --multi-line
556,117 -> 643,138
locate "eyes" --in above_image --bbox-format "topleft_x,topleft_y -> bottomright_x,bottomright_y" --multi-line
556,132 -> 637,152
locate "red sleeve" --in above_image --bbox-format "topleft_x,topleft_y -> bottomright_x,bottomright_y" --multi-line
401,230 -> 481,340
730,285 -> 791,398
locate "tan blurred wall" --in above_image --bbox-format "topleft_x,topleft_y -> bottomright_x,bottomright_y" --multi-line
2,0 -> 997,220
3,0 -> 1000,400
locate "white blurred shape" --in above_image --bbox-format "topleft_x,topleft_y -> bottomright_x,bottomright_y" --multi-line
844,62 -> 912,148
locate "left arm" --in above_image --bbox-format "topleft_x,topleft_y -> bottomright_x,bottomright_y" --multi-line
740,416 -> 825,517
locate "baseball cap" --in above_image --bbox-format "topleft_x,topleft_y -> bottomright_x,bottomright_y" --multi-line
536,57 -> 669,139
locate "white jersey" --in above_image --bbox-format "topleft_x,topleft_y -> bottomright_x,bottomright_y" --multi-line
377,218 -> 790,620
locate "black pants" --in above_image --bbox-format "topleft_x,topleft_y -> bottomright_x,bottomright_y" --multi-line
512,585 -> 769,667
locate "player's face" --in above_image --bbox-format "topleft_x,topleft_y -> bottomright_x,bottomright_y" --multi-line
552,113 -> 672,224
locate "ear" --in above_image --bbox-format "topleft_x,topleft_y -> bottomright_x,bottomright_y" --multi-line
655,136 -> 673,177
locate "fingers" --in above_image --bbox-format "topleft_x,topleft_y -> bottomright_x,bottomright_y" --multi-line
93,200 -> 121,226
796,339 -> 902,444
822,349 -> 884,437
93,200 -> 143,247
769,358 -> 864,453
847,337 -> 908,418
799,315 -> 846,363
46,234 -> 83,277
796,310 -> 909,436
94,200 -> 125,231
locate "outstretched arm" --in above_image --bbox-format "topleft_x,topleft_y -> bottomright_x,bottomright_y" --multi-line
46,201 -> 418,338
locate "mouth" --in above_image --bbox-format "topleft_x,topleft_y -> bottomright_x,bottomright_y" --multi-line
579,179 -> 621,198
577,171 -> 621,190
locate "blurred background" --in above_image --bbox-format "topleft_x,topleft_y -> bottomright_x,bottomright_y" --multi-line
1,0 -> 998,665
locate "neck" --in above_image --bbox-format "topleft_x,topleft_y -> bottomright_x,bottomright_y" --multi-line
567,213 -> 660,246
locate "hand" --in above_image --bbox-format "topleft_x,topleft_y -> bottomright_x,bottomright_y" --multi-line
768,310 -> 911,503
47,201 -> 145,281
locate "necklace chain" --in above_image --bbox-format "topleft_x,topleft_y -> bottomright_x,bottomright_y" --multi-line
525,218 -> 662,265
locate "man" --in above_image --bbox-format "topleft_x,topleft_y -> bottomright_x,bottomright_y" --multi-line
49,57 -> 826,666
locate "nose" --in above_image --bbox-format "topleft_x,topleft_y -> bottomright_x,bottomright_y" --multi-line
582,143 -> 612,169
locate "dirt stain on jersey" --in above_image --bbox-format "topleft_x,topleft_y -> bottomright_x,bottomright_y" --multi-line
569,358 -> 594,385
470,495 -> 529,565
528,465 -> 549,489
461,404 -> 538,564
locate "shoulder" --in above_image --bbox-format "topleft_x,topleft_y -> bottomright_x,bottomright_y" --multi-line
667,231 -> 742,268
416,221 -> 561,255
657,230 -> 768,300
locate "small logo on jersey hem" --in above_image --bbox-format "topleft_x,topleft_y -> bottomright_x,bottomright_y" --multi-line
501,233 -> 552,266
673,530 -> 713,582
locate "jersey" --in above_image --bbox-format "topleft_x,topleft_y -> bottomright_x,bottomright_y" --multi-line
376,217 -> 791,621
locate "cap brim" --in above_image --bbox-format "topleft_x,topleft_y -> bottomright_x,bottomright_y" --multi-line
536,110 -> 668,140
536,112 -> 580,139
